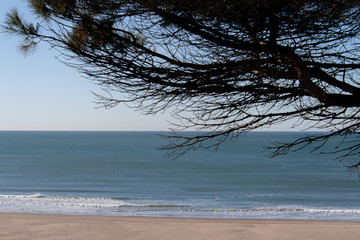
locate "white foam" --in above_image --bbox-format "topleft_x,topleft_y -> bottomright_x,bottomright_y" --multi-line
0,194 -> 140,214
1,194 -> 360,220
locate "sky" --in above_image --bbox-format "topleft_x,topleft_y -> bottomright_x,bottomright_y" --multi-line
0,0 -> 173,131
0,1 -> 305,132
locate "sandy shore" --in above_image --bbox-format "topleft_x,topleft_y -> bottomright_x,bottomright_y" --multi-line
1,213 -> 360,240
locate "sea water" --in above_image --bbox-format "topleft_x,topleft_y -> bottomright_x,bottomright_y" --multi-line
0,131 -> 359,220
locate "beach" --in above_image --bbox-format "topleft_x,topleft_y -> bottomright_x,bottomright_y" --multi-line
1,131 -> 360,237
1,213 -> 360,240
1,132 -> 359,221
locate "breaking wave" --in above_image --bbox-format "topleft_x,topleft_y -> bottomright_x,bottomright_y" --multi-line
1,194 -> 360,220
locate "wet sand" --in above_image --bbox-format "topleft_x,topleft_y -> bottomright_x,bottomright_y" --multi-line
1,213 -> 360,240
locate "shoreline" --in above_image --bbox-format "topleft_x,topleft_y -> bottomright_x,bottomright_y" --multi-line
1,213 -> 360,240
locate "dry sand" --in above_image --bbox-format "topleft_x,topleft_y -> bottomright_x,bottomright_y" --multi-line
0,213 -> 360,240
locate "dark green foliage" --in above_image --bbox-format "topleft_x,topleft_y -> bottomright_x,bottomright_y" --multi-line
3,8 -> 40,55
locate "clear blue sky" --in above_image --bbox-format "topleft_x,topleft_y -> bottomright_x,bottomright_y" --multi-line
0,0 -> 173,131
0,1 -> 304,132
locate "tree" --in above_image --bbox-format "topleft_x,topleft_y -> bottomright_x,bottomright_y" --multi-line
3,0 -> 360,171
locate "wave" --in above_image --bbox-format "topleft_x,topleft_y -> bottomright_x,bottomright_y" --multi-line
0,194 -> 360,220
0,194 -> 139,208
183,207 -> 360,214
0,194 -> 187,209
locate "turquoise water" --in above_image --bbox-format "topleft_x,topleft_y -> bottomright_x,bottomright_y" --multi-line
0,131 -> 359,220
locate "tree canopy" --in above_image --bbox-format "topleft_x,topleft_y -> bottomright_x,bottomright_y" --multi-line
3,0 -> 360,170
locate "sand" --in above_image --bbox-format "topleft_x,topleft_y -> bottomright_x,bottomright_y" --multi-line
0,213 -> 360,240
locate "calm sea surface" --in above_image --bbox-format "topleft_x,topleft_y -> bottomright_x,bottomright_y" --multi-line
0,131 -> 359,220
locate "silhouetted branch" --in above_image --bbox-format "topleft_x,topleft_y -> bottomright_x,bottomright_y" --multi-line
3,0 -> 360,168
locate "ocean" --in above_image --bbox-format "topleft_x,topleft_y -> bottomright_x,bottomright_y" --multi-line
0,131 -> 359,220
